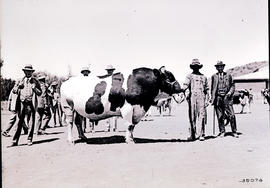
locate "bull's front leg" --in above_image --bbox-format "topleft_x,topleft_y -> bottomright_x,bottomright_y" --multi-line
126,124 -> 135,143
121,103 -> 148,144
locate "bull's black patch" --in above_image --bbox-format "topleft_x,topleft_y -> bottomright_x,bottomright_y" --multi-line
85,81 -> 107,114
125,68 -> 160,111
108,73 -> 125,111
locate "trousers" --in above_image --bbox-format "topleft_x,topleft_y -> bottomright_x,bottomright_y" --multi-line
36,107 -> 52,132
12,101 -> 36,144
215,95 -> 237,133
188,93 -> 207,138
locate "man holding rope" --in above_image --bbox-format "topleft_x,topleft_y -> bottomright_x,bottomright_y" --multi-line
182,59 -> 209,141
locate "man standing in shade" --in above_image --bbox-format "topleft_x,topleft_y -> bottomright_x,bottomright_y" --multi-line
182,59 -> 209,141
210,61 -> 238,138
11,64 -> 42,146
36,74 -> 52,135
48,81 -> 62,127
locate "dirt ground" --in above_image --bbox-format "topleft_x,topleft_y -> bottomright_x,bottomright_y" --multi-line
1,100 -> 270,188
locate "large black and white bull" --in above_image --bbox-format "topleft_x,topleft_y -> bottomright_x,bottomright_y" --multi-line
60,67 -> 182,144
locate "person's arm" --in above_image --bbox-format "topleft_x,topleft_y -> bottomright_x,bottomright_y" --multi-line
31,78 -> 42,96
204,77 -> 210,107
12,78 -> 24,94
226,74 -> 235,97
182,75 -> 191,100
209,75 -> 215,104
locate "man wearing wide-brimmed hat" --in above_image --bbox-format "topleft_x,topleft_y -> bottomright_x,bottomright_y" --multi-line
97,64 -> 116,79
182,59 -> 209,141
210,61 -> 238,138
10,64 -> 42,146
35,74 -> 52,135
81,67 -> 91,76
97,64 -> 118,132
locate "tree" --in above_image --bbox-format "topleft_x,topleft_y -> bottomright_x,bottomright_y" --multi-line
1,78 -> 15,101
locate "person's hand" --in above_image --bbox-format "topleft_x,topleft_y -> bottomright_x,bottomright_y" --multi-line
31,83 -> 36,89
226,92 -> 232,98
224,93 -> 231,102
18,81 -> 24,89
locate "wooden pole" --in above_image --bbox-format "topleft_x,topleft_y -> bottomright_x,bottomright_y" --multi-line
213,107 -> 216,135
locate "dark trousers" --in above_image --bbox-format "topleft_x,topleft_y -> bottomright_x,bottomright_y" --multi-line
3,110 -> 28,134
215,96 -> 237,133
36,107 -> 52,132
12,101 -> 36,144
52,104 -> 62,126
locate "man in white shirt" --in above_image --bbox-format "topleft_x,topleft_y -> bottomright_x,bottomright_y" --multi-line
10,64 -> 41,146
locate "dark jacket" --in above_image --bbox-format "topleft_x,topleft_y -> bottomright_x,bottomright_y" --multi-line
210,72 -> 235,105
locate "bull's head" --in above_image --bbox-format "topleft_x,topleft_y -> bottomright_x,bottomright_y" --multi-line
154,67 -> 182,95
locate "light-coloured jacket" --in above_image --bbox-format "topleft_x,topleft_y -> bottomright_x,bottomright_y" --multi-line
7,87 -> 19,111
12,76 -> 42,110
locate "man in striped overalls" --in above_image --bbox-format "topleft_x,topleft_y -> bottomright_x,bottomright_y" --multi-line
182,59 -> 209,141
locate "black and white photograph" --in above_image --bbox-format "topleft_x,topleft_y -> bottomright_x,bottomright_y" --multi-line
0,0 -> 269,187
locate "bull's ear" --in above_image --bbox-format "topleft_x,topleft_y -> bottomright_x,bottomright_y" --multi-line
153,69 -> 160,77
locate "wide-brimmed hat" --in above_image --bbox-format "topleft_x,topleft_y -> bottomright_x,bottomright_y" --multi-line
215,61 -> 226,67
22,64 -> 35,72
38,75 -> 46,80
81,67 -> 91,74
105,65 -> 115,70
190,59 -> 203,69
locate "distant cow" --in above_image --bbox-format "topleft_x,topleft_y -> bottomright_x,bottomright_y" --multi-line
232,89 -> 251,113
261,88 -> 270,104
152,92 -> 184,116
60,67 -> 182,144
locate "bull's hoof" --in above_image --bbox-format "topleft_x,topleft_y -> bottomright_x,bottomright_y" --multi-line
67,139 -> 75,145
79,135 -> 87,141
125,138 -> 135,144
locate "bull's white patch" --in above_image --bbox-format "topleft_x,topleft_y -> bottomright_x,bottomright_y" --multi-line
61,75 -> 113,118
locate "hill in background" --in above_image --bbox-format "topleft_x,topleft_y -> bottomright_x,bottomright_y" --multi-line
226,61 -> 268,78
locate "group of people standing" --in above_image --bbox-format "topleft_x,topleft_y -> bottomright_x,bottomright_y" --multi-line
2,64 -> 62,146
182,59 -> 238,141
2,61 -> 238,146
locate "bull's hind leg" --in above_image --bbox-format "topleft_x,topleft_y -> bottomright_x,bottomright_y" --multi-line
61,95 -> 75,144
62,106 -> 75,144
121,103 -> 135,143
74,112 -> 87,141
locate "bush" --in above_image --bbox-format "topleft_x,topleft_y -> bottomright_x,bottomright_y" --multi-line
1,78 -> 16,101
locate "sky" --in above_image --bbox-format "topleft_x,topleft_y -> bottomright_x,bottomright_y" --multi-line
0,0 -> 268,82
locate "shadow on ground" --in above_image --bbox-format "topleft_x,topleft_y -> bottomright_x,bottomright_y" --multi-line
33,138 -> 60,145
75,135 -> 194,145
7,138 -> 60,148
43,131 -> 64,135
